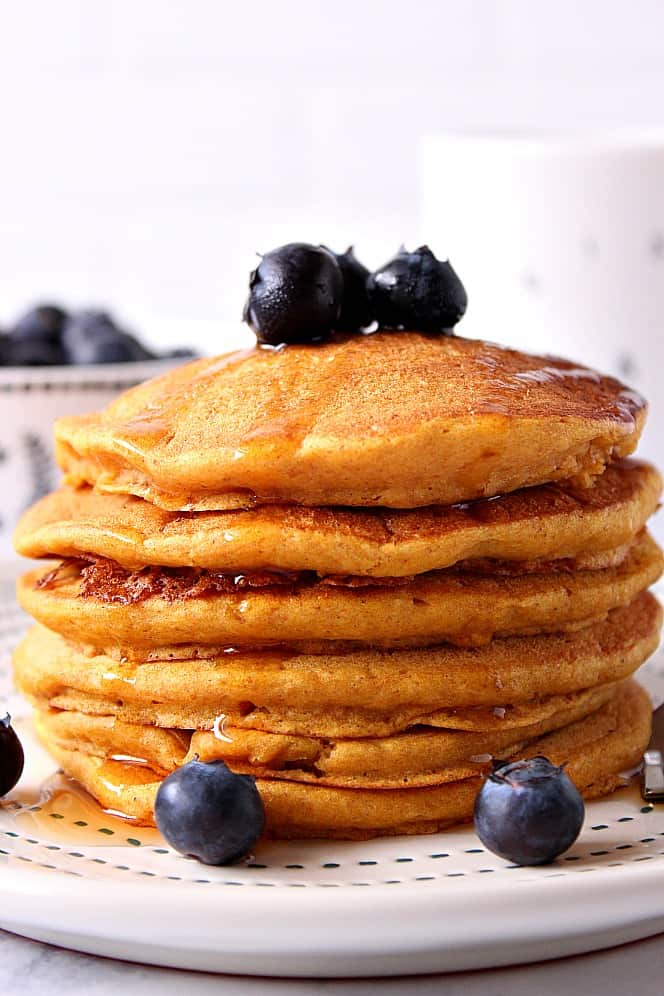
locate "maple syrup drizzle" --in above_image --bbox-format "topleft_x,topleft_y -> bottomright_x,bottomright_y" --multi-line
112,346 -> 259,464
5,770 -> 161,846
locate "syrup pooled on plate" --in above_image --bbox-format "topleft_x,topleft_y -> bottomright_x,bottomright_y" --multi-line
6,768 -> 162,847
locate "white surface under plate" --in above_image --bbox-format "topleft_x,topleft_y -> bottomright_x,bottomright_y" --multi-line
2,573 -> 664,977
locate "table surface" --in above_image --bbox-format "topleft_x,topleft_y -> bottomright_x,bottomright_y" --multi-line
3,927 -> 664,994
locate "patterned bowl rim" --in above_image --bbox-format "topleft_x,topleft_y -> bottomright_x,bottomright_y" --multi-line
0,357 -> 182,393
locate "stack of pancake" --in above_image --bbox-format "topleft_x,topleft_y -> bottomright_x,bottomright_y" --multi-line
12,333 -> 664,839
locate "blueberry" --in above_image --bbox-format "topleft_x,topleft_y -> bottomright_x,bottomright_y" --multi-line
3,303 -> 68,364
368,245 -> 467,333
63,311 -> 155,364
0,714 -> 24,797
86,332 -> 153,364
243,242 -> 343,346
154,759 -> 265,865
326,246 -> 373,331
473,756 -> 584,866
11,304 -> 67,344
2,337 -> 67,366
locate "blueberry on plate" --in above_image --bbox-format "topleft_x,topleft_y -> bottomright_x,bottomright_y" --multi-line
154,759 -> 265,865
326,246 -> 373,331
243,242 -> 343,346
62,310 -> 155,364
0,714 -> 24,797
473,756 -> 585,866
368,245 -> 467,333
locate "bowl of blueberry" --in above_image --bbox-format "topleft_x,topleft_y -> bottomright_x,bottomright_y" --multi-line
0,304 -> 195,558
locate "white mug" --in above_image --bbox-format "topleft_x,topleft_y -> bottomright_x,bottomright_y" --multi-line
419,130 -> 664,495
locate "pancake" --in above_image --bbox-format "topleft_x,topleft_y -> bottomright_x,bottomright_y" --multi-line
54,334 -> 645,511
23,540 -> 641,611
183,682 -> 620,788
17,531 -> 663,654
34,681 -> 652,838
14,593 -> 660,737
13,460 -> 661,575
32,710 -> 189,776
34,681 -> 621,790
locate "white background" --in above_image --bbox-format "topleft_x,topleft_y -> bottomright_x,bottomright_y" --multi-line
2,0 -> 664,353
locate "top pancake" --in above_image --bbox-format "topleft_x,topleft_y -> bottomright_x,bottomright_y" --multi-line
14,460 -> 661,575
54,333 -> 646,510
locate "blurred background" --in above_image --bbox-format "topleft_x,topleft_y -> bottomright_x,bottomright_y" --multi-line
1,0 -> 664,351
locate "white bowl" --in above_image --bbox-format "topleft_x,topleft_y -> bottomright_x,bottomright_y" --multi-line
0,358 -> 184,560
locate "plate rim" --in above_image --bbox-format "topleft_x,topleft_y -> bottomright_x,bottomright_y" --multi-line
3,848 -> 664,976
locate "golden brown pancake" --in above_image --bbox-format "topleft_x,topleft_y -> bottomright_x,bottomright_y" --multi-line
14,459 -> 661,575
33,681 -> 621,790
17,531 -> 663,654
183,683 -> 620,788
34,681 -> 651,838
33,710 -> 189,776
14,593 -> 660,737
54,334 -> 645,511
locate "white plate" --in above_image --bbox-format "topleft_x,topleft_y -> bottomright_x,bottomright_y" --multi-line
2,573 -> 664,977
